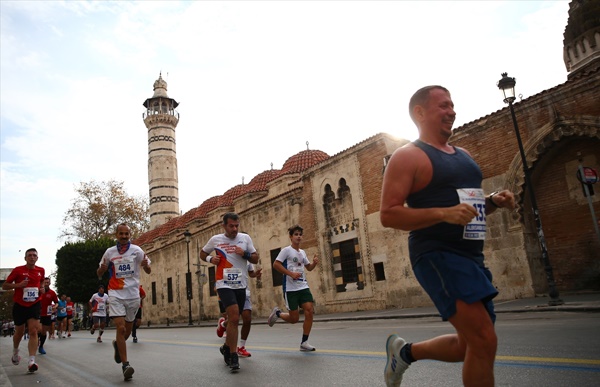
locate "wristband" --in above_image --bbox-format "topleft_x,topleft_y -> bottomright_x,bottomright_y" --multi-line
488,191 -> 500,208
243,251 -> 252,260
207,256 -> 212,263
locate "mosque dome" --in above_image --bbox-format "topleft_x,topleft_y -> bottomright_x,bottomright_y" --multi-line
281,149 -> 330,175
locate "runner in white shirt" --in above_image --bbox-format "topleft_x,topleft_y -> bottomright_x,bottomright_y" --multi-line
97,223 -> 151,382
268,225 -> 320,351
200,212 -> 258,372
89,285 -> 109,343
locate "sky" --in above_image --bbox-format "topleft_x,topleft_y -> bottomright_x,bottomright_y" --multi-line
1,0 -> 571,274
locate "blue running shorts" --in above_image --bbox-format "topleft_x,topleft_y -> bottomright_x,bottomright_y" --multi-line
413,251 -> 498,322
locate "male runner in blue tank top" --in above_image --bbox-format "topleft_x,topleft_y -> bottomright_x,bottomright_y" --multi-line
380,85 -> 516,387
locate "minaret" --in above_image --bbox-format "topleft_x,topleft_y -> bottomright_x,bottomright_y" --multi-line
563,0 -> 600,79
143,73 -> 180,229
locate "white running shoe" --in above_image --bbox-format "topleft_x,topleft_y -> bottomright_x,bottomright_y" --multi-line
300,341 -> 316,351
11,351 -> 20,365
268,306 -> 280,327
384,334 -> 410,387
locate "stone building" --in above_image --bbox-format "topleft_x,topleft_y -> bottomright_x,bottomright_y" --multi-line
134,0 -> 600,324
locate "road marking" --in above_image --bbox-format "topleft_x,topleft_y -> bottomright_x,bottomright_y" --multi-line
146,339 -> 600,365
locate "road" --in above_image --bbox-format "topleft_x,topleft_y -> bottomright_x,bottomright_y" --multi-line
1,311 -> 599,386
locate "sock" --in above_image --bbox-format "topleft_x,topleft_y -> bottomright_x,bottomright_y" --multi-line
13,348 -> 19,355
239,339 -> 246,347
302,334 -> 309,343
122,361 -> 130,368
400,343 -> 415,364
99,329 -> 104,336
276,310 -> 281,318
39,333 -> 47,347
29,355 -> 35,363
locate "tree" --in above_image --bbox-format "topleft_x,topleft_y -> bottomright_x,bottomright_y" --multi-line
54,237 -> 115,305
60,180 -> 149,241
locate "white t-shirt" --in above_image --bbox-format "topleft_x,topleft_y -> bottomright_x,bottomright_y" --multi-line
202,233 -> 256,290
89,293 -> 109,317
99,243 -> 150,300
276,245 -> 311,292
246,262 -> 255,297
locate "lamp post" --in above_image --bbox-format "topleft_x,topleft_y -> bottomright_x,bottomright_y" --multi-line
497,73 -> 563,306
184,230 -> 194,325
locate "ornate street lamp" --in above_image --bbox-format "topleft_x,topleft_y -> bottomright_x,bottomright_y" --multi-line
184,230 -> 194,325
497,73 -> 563,306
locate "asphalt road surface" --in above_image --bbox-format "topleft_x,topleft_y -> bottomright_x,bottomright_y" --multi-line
1,311 -> 599,386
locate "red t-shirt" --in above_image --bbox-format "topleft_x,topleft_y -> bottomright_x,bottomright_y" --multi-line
40,289 -> 59,317
139,286 -> 146,308
5,265 -> 45,307
66,301 -> 75,316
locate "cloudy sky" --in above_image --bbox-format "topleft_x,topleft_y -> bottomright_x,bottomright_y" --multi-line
1,0 -> 571,274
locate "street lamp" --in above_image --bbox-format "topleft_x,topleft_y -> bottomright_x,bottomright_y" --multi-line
184,230 -> 193,325
497,73 -> 563,306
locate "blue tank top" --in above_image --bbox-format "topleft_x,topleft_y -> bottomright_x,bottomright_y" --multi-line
407,140 -> 485,265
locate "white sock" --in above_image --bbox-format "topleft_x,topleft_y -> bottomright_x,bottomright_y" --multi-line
29,355 -> 35,363
239,339 -> 246,347
13,348 -> 19,355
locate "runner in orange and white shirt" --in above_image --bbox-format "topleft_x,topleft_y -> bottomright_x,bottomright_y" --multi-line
200,212 -> 258,372
97,223 -> 151,381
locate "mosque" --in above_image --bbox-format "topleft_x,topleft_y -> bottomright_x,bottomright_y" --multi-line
134,0 -> 600,324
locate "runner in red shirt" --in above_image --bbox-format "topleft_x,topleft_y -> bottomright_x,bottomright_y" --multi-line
131,285 -> 146,343
38,277 -> 58,354
2,248 -> 45,373
66,297 -> 75,337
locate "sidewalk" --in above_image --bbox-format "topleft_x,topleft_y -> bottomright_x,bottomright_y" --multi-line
149,291 -> 600,329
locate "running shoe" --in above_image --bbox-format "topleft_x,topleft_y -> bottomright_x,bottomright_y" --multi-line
38,346 -> 46,355
112,340 -> 122,364
237,346 -> 251,357
11,352 -> 20,365
62,333 -> 66,339
268,306 -> 280,327
219,344 -> 230,366
68,333 -> 71,337
133,337 -> 138,343
122,364 -> 135,381
384,334 -> 410,387
300,341 -> 316,351
28,360 -> 38,373
216,317 -> 226,338
90,327 -> 95,335
97,336 -> 102,343
229,353 -> 240,372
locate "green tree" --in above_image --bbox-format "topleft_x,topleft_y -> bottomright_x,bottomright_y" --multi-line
54,238 -> 115,305
60,179 -> 149,242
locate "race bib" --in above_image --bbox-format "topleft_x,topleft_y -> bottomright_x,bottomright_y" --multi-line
97,303 -> 105,312
23,287 -> 39,302
47,305 -> 53,314
115,256 -> 135,279
223,268 -> 243,288
289,264 -> 305,282
457,188 -> 486,240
